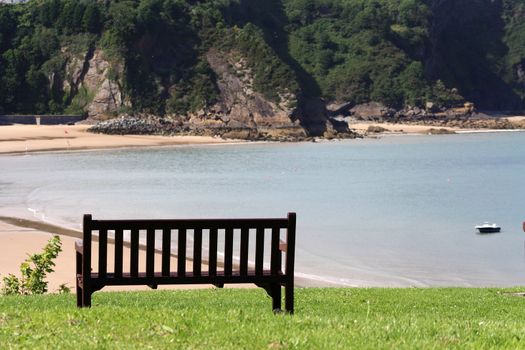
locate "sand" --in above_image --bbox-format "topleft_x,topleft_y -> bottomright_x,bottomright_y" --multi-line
0,218 -> 252,293
0,124 -> 236,155
349,116 -> 525,135
348,122 -> 459,134
1,120 -> 524,156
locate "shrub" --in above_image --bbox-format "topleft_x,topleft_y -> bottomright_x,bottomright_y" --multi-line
1,236 -> 62,295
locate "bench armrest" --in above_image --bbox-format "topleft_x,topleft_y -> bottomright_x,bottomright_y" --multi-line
75,240 -> 83,254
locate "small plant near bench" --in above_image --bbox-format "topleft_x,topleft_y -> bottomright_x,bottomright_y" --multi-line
1,236 -> 65,295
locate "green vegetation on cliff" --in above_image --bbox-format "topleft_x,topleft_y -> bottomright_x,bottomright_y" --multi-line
0,0 -> 524,116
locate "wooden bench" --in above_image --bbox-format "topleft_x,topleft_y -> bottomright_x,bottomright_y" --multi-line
76,213 -> 296,313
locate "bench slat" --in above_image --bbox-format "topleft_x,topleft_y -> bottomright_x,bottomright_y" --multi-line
255,227 -> 264,276
240,227 -> 249,276
224,228 -> 234,276
146,229 -> 155,277
162,228 -> 171,276
114,229 -> 123,277
130,229 -> 139,277
193,228 -> 202,276
178,229 -> 186,276
271,227 -> 281,275
209,228 -> 218,276
90,270 -> 280,279
91,218 -> 288,231
89,270 -> 285,286
98,229 -> 107,278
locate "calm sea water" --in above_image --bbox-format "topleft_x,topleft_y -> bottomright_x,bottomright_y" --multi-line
1,132 -> 525,286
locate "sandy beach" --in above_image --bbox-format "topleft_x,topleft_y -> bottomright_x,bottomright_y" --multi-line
0,124 -> 235,155
348,122 -> 459,134
349,115 -> 525,135
0,217 -> 253,293
1,121 -> 523,156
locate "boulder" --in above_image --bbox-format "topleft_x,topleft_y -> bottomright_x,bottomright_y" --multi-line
350,102 -> 395,120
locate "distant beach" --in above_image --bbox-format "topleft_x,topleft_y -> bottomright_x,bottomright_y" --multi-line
348,115 -> 525,136
0,125 -> 237,155
2,121 -> 524,156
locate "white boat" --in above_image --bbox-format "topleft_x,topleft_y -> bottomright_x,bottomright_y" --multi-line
475,222 -> 501,233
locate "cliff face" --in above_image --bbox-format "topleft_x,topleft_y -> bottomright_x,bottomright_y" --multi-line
62,48 -> 126,118
83,50 -> 125,117
87,47 -> 353,140
182,48 -> 306,139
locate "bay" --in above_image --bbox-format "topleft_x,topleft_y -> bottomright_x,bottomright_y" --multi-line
1,132 -> 525,286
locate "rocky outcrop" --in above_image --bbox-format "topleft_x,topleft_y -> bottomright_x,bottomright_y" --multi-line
349,103 -> 396,121
142,49 -> 358,140
88,114 -> 178,135
328,102 -> 397,121
174,49 -> 306,140
83,50 -> 125,117
63,48 -> 126,118
87,113 -> 308,140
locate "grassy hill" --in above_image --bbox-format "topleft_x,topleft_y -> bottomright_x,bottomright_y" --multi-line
2,288 -> 525,348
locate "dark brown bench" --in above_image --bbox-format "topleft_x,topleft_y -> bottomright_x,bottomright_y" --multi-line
76,213 -> 296,313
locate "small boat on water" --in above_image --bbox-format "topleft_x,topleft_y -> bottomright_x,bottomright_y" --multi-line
475,222 -> 501,233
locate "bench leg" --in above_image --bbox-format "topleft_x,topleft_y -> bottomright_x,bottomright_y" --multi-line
271,283 -> 281,312
82,288 -> 92,308
76,286 -> 82,307
76,251 -> 82,307
285,280 -> 294,314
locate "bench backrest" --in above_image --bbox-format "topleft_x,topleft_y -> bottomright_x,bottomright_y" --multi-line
82,213 -> 296,281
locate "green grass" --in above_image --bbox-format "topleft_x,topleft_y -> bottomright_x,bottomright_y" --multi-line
2,288 -> 525,349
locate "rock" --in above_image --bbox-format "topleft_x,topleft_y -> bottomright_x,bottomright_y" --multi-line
83,50 -> 125,117
88,115 -> 179,135
88,78 -> 123,117
426,128 -> 456,135
350,103 -> 395,120
326,102 -> 353,116
366,125 -> 389,134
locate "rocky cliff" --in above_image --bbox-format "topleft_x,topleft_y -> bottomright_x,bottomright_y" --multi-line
88,48 -> 355,140
179,48 -> 306,139
62,48 -> 127,119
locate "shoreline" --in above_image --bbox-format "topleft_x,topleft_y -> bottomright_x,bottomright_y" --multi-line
1,122 -> 524,156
